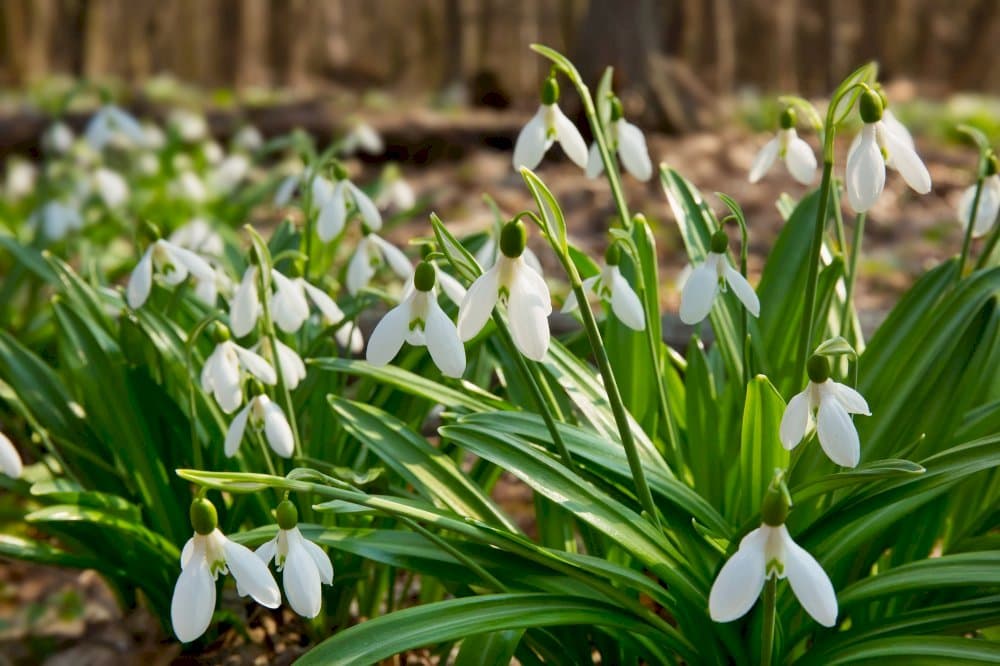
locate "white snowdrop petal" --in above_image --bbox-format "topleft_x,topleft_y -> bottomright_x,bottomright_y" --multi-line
724,265 -> 761,318
300,279 -> 345,325
830,382 -> 871,416
517,260 -> 553,315
365,303 -> 411,366
748,137 -> 780,183
585,142 -> 604,179
348,182 -> 383,231
336,323 -> 365,354
846,125 -> 885,213
283,536 -> 323,618
233,346 -> 277,385
784,133 -> 817,185
616,120 -> 653,182
474,237 -> 497,271
127,248 -> 154,309
816,396 -> 861,467
224,403 -> 252,457
513,107 -> 548,170
274,174 -> 299,207
300,535 -> 334,585
523,248 -> 544,275
0,432 -> 23,479
255,538 -> 278,565
781,527 -> 838,627
167,244 -> 216,283
457,267 -> 500,341
425,300 -> 466,378
222,538 -> 281,608
180,537 -> 196,568
708,527 -> 768,622
609,270 -> 646,331
271,272 -> 310,333
171,556 -> 216,642
346,240 -> 376,295
262,400 -> 294,458
552,105 -> 589,169
230,267 -> 260,338
275,340 -> 307,389
780,391 -> 811,450
507,271 -> 551,361
561,275 -> 598,314
880,123 -> 931,194
371,235 -> 412,279
317,183 -> 346,242
679,262 -> 719,325
436,268 -> 467,306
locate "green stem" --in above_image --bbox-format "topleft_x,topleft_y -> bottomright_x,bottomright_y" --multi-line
840,213 -> 866,336
958,175 -> 985,278
761,576 -> 778,666
492,315 -> 574,468
796,160 -> 834,384
976,214 -> 1000,269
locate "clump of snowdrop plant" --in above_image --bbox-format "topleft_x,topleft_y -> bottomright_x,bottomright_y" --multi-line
0,50 -> 996,666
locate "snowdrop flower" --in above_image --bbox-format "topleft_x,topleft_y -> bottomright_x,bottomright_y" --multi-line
298,278 -> 364,352
513,75 -> 588,171
475,232 -> 543,276
257,500 -> 333,618
270,270 -> 312,333
93,168 -> 129,209
585,96 -> 653,182
207,154 -> 250,196
258,338 -> 307,390
169,218 -> 224,257
846,89 -> 931,213
679,231 -> 760,325
273,163 -> 306,208
780,355 -> 871,468
141,123 -> 167,150
230,266 -> 262,337
0,430 -> 23,479
375,165 -> 416,211
5,160 -> 37,200
85,104 -> 145,151
127,239 -> 216,309
402,261 -> 466,308
367,262 -> 466,377
202,141 -> 224,165
172,498 -> 280,642
201,325 -> 277,413
233,125 -> 264,153
346,230 -> 412,295
748,107 -> 816,185
169,109 -> 209,143
957,154 -> 1000,238
562,245 -> 645,331
137,152 -> 161,177
458,220 -> 552,361
709,476 -> 837,627
225,392 -> 294,458
43,121 -> 75,154
313,163 -> 382,242
172,171 -> 208,203
30,201 -> 84,240
342,121 -> 384,155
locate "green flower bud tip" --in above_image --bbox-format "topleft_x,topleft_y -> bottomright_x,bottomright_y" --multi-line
499,220 -> 527,258
610,96 -> 624,122
859,89 -> 884,124
760,474 -> 791,527
987,153 -> 999,177
331,160 -> 349,181
413,261 -> 437,292
807,354 -> 831,383
248,378 -> 266,396
779,107 -> 797,130
605,243 -> 622,266
190,497 -> 218,535
541,76 -> 560,106
275,499 -> 298,530
710,230 -> 729,254
210,321 -> 231,343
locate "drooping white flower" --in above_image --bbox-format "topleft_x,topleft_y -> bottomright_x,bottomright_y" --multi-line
30,201 -> 84,241
346,232 -> 412,295
43,122 -> 75,154
0,431 -> 23,479
201,335 -> 277,414
273,164 -> 306,208
367,262 -> 466,377
374,166 -> 416,211
258,338 -> 308,390
748,108 -> 816,185
513,76 -> 588,171
780,355 -> 871,468
341,121 -> 384,155
5,160 -> 37,200
141,123 -> 166,150
957,168 -> 1000,239
679,231 -> 760,325
585,97 -> 653,182
475,235 -> 543,276
202,141 -> 224,165
207,154 -> 251,196
256,501 -> 333,618
233,125 -> 264,153
298,279 -> 364,352
846,90 -> 931,213
84,105 -> 146,151
169,110 -> 209,144
458,220 -> 551,361
172,499 -> 280,642
225,393 -> 294,458
93,168 -> 129,209
172,171 -> 208,203
127,239 -> 217,309
169,218 -> 224,257
313,167 -> 382,242
562,250 -> 645,331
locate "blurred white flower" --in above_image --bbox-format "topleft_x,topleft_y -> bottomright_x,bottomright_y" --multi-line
256,502 -> 333,619
342,122 -> 384,155
137,152 -> 161,176
202,141 -> 224,165
30,201 -> 84,241
230,267 -> 261,337
207,154 -> 251,195
225,393 -> 294,458
169,110 -> 209,143
141,123 -> 167,150
562,258 -> 645,331
172,171 -> 208,203
43,121 -> 75,154
313,171 -> 382,242
748,109 -> 816,186
93,168 -> 129,209
375,166 -> 416,211
513,76 -> 587,171
170,218 -> 224,257
346,232 -> 412,295
172,500 -> 280,643
585,98 -> 653,182
269,270 -> 311,334
5,160 -> 37,200
85,105 -> 146,151
298,279 -> 364,352
780,356 -> 871,468
201,338 -> 277,413
679,233 -> 760,325
846,91 -> 931,213
458,221 -> 551,361
127,239 -> 216,308
233,125 -> 264,153
957,173 -> 1000,238
0,431 -> 23,479
367,262 -> 466,377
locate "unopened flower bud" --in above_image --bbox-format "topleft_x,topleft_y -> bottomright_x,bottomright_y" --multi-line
413,261 -> 436,292
190,497 -> 218,535
275,499 -> 298,530
859,90 -> 884,124
499,220 -> 527,259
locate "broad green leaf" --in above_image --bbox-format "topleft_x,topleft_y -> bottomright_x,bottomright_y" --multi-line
837,552 -> 1000,607
735,376 -> 789,522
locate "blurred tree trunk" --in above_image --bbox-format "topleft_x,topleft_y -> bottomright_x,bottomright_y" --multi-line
237,0 -> 270,88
